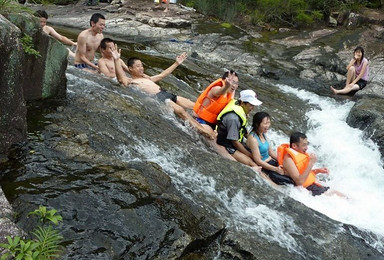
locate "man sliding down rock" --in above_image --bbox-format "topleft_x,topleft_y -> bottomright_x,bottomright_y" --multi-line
109,43 -> 216,139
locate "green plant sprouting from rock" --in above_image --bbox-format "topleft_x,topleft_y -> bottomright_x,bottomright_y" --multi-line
21,33 -> 41,57
0,206 -> 63,260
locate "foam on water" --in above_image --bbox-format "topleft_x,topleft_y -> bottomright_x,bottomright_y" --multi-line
110,76 -> 384,253
276,84 -> 384,251
117,140 -> 306,254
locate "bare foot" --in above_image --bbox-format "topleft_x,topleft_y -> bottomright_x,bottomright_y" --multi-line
330,86 -> 338,95
163,8 -> 169,12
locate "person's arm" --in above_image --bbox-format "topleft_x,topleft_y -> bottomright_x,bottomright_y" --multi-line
313,167 -> 329,175
46,26 -> 76,46
283,153 -> 316,186
351,59 -> 368,85
110,45 -> 132,86
76,32 -> 98,70
346,58 -> 356,71
120,59 -> 130,73
98,58 -> 114,78
149,52 -> 187,82
247,135 -> 283,174
210,71 -> 236,97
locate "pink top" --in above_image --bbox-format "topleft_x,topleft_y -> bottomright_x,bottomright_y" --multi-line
354,57 -> 369,81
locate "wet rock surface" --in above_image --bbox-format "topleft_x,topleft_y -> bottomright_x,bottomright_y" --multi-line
1,67 -> 381,258
2,1 -> 384,258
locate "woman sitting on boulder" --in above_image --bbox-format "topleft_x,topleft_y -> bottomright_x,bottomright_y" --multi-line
331,46 -> 369,95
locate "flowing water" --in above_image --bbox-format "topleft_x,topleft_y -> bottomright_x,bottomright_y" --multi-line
1,24 -> 384,258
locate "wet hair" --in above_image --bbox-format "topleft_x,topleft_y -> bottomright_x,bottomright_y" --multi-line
100,37 -> 114,50
34,10 -> 48,19
222,70 -> 239,80
354,46 -> 365,61
252,112 -> 270,133
90,13 -> 105,26
127,57 -> 141,67
290,132 -> 307,148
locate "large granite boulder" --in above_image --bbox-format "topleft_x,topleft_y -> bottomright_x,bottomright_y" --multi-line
5,13 -> 68,100
0,15 -> 27,158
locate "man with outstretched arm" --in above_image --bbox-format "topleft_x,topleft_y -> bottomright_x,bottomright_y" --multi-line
74,13 -> 105,72
109,44 -> 216,139
278,132 -> 346,197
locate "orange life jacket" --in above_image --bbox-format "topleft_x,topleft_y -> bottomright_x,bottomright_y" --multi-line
277,143 -> 316,188
193,78 -> 233,124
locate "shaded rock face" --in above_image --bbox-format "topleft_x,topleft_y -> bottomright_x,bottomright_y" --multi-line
0,13 -> 68,157
5,13 -> 68,100
0,15 -> 27,157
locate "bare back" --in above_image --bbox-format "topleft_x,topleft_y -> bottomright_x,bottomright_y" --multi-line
75,28 -> 103,64
131,78 -> 161,94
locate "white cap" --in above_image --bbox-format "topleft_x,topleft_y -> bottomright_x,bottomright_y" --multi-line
239,89 -> 262,106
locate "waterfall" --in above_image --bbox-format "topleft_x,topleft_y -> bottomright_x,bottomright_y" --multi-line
117,83 -> 384,254
276,84 -> 384,251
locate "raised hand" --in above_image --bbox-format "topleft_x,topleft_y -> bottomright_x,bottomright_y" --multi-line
176,52 -> 187,65
224,71 -> 236,88
110,43 -> 121,60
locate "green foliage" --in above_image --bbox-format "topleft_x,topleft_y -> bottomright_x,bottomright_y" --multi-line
0,0 -> 30,14
180,0 -> 380,27
28,206 -> 63,225
0,206 -> 63,260
221,22 -> 232,29
20,34 -> 41,57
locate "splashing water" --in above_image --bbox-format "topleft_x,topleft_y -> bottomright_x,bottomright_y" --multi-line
115,81 -> 384,254
276,84 -> 384,251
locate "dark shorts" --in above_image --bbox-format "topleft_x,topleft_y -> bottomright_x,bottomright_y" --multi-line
225,146 -> 237,155
195,117 -> 216,130
262,159 -> 295,185
223,143 -> 251,155
306,183 -> 330,196
156,90 -> 177,103
74,63 -> 96,70
356,79 -> 368,90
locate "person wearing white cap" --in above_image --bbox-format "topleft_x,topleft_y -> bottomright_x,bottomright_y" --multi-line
216,89 -> 263,170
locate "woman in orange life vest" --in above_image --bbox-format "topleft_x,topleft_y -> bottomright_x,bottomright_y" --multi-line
246,112 -> 294,185
194,70 -> 239,131
278,132 -> 346,197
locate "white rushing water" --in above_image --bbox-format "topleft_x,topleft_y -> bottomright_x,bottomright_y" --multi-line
114,78 -> 384,254
275,84 -> 384,251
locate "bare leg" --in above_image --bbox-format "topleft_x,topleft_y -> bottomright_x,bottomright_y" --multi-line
176,96 -> 195,110
325,189 -> 348,198
168,101 -> 216,139
345,66 -> 356,86
163,0 -> 169,12
330,66 -> 358,95
331,84 -> 360,95
232,150 -> 259,167
205,138 -> 236,161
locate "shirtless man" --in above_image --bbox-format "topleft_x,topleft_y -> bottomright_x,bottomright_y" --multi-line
109,44 -> 215,139
98,38 -> 130,78
74,13 -> 105,72
34,10 -> 76,56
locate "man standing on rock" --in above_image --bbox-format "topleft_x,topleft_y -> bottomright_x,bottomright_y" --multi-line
109,44 -> 216,139
74,13 -> 105,72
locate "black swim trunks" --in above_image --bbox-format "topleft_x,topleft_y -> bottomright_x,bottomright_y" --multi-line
306,183 -> 330,196
356,79 -> 368,90
156,90 -> 178,103
262,159 -> 295,185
